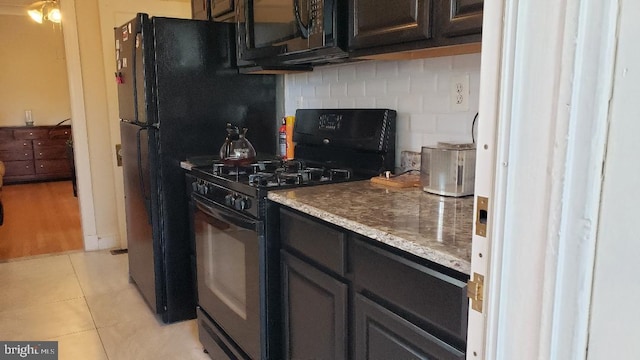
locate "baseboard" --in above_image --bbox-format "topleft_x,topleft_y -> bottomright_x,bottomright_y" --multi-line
83,234 -> 119,251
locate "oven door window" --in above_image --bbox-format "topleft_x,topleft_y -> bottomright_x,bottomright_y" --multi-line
201,218 -> 248,319
193,195 -> 260,359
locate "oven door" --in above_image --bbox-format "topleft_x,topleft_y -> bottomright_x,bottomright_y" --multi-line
193,193 -> 260,360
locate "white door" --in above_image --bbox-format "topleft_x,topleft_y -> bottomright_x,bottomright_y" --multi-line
467,0 -> 618,359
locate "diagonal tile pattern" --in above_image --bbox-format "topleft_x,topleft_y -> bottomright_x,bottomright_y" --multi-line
0,251 -> 210,360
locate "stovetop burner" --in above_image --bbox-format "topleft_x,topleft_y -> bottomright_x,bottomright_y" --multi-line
207,158 -> 354,188
211,159 -> 282,177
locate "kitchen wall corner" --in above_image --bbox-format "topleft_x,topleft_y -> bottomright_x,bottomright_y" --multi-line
284,53 -> 481,168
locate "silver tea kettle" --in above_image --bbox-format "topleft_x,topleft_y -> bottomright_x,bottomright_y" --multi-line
219,123 -> 256,166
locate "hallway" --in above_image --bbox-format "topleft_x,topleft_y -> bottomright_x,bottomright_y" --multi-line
0,181 -> 83,260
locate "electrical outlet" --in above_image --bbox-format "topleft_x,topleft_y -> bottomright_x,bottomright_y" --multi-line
450,75 -> 470,111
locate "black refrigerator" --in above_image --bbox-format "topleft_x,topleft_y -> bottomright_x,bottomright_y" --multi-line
115,13 -> 277,323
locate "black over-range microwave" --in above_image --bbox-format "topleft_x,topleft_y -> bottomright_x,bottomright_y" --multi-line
236,0 -> 347,66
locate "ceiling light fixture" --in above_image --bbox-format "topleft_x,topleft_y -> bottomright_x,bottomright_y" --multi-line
27,0 -> 61,24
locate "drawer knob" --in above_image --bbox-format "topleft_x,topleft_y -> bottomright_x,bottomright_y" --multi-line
25,153 -> 28,156
29,132 -> 33,136
23,142 -> 28,146
38,142 -> 42,145
39,152 -> 43,156
40,165 -> 44,168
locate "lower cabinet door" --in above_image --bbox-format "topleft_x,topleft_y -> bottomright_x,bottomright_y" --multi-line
281,251 -> 348,360
354,293 -> 465,360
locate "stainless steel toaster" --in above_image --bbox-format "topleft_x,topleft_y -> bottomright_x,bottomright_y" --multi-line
420,143 -> 476,197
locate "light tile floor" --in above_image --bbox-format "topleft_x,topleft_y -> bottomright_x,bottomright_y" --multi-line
0,251 -> 211,360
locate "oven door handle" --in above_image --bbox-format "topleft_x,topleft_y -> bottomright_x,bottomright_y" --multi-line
193,194 -> 259,232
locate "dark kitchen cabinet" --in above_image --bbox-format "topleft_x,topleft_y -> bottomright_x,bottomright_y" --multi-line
211,0 -> 235,21
276,205 -> 469,359
349,0 -> 433,50
280,208 -> 349,360
348,0 -> 483,59
191,0 -> 210,20
281,251 -> 348,360
438,0 -> 484,38
355,293 -> 465,360
351,236 -> 469,353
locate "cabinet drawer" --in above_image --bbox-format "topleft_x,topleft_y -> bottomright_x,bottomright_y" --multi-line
355,293 -> 464,360
351,237 -> 468,344
13,128 -> 48,139
4,161 -> 35,176
0,150 -> 33,161
35,159 -> 71,175
34,146 -> 67,160
0,140 -> 31,151
33,139 -> 67,147
48,127 -> 71,139
0,130 -> 12,140
280,208 -> 347,276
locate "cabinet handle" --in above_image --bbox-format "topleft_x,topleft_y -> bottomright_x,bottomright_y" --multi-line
40,165 -> 44,168
37,142 -> 42,145
23,142 -> 28,146
25,153 -> 28,156
25,165 -> 29,169
29,132 -> 33,136
39,152 -> 43,156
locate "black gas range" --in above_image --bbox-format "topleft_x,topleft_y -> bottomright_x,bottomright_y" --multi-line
191,108 -> 396,360
190,108 -> 397,220
190,157 -> 371,219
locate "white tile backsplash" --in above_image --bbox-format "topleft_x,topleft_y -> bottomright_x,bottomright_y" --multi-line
284,53 -> 481,168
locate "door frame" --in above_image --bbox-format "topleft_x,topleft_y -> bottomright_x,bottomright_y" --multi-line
59,0 -> 99,249
469,0 -> 618,358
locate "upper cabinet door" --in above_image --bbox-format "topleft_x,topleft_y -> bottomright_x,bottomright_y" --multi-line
211,0 -> 235,20
349,0 -> 433,50
191,0 -> 210,20
438,0 -> 483,37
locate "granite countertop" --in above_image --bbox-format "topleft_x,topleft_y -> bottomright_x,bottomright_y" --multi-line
268,181 -> 474,274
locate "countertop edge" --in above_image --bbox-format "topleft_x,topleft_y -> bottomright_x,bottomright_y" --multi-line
268,191 -> 471,275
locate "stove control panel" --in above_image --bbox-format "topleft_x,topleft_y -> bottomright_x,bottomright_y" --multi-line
225,193 -> 252,211
192,178 -> 257,217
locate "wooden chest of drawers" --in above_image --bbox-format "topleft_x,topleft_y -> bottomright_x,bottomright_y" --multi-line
0,125 -> 72,184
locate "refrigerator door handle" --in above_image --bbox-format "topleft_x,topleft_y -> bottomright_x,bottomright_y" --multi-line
136,126 -> 152,224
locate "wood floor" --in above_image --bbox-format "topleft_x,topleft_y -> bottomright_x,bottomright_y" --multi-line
0,180 -> 83,260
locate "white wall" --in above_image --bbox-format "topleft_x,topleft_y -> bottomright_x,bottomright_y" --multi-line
0,14 -> 71,126
588,0 -> 640,358
284,53 -> 481,166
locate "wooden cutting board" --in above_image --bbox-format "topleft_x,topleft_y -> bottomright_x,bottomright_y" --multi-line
370,174 -> 421,188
